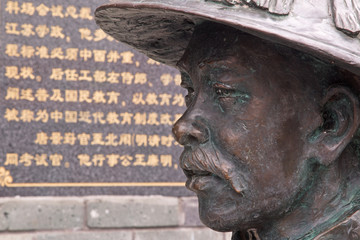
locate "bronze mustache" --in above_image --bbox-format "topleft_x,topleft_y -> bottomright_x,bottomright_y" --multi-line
180,143 -> 248,194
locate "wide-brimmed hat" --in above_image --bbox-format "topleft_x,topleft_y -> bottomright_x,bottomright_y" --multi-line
95,0 -> 360,75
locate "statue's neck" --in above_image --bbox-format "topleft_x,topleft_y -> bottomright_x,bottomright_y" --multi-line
233,149 -> 360,240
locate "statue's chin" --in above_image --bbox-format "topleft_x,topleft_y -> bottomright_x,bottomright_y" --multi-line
196,191 -> 258,232
191,175 -> 252,231
199,214 -> 236,232
198,205 -> 253,232
196,185 -> 287,233
198,200 -> 267,233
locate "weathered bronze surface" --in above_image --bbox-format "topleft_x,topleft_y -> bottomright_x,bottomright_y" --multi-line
95,0 -> 360,239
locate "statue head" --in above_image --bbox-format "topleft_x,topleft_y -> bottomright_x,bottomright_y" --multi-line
173,21 -> 360,236
95,1 -> 360,238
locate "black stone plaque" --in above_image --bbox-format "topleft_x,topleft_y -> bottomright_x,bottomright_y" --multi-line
0,0 -> 191,196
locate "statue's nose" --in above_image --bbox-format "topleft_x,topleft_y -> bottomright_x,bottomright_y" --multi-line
172,114 -> 209,146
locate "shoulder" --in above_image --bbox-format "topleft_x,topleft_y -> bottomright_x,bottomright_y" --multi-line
314,210 -> 360,240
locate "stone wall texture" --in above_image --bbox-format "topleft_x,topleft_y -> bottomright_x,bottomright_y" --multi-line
0,196 -> 232,240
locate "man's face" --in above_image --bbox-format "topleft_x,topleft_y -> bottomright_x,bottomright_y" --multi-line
172,26 -> 323,231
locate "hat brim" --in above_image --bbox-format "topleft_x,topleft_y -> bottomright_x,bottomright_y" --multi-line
95,0 -> 360,75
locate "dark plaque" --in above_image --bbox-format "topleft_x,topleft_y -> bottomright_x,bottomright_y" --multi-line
0,0 -> 190,196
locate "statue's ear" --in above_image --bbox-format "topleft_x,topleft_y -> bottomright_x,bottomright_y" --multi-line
309,86 -> 360,166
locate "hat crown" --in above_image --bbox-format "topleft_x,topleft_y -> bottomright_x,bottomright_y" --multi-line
209,0 -> 360,36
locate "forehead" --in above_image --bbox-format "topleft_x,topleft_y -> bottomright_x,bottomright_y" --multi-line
178,23 -> 288,74
177,22 -> 338,94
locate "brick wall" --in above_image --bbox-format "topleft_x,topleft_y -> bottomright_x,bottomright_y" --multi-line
0,196 -> 231,240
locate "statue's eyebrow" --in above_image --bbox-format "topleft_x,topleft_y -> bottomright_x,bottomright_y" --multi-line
199,57 -> 254,84
198,58 -> 231,71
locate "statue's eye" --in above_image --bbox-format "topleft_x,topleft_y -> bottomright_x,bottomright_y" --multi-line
213,83 -> 251,110
215,87 -> 233,97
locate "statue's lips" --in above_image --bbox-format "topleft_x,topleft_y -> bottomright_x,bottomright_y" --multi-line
184,169 -> 218,191
183,168 -> 218,192
186,174 -> 214,192
184,169 -> 245,195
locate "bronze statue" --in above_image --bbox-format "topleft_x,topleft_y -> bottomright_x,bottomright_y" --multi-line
95,0 -> 360,239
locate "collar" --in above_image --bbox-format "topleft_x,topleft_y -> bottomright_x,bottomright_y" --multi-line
313,210 -> 360,240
